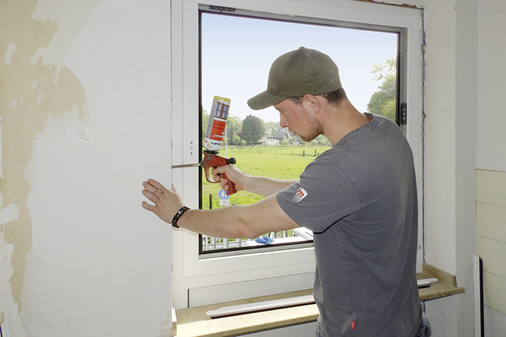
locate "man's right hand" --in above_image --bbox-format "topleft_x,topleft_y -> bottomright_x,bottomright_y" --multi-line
212,165 -> 248,192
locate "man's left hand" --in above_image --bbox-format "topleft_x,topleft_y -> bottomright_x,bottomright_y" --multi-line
142,179 -> 184,224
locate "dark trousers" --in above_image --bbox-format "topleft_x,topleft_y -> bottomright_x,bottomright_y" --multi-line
417,312 -> 432,337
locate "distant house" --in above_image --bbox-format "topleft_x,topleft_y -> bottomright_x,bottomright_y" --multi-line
260,127 -> 291,145
265,138 -> 280,146
272,128 -> 291,142
264,126 -> 276,137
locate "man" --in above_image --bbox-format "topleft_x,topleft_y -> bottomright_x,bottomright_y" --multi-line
142,47 -> 430,336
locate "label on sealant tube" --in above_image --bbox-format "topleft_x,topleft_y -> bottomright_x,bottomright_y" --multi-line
204,96 -> 231,152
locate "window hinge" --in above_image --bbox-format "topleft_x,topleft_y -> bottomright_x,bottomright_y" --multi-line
400,103 -> 407,125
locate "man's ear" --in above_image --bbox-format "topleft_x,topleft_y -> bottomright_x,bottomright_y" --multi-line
302,94 -> 321,115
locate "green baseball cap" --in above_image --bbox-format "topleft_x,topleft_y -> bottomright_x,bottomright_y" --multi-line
247,47 -> 342,110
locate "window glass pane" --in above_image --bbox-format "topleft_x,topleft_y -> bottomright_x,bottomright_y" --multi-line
200,12 -> 398,254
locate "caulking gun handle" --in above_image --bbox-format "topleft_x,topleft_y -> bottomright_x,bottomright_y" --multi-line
202,164 -> 214,183
221,173 -> 237,195
201,151 -> 217,183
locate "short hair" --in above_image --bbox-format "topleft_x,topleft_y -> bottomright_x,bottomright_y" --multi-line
288,88 -> 347,107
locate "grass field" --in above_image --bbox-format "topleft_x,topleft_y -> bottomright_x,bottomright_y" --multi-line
202,145 -> 331,209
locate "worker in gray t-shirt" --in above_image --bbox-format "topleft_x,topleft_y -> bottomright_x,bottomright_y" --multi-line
276,114 -> 421,336
142,47 -> 431,336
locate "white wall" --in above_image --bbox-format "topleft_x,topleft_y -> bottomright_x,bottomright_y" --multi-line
476,0 -> 506,335
423,0 -> 506,335
477,1 -> 506,172
1,1 -> 173,336
418,1 -> 461,335
3,0 -> 506,336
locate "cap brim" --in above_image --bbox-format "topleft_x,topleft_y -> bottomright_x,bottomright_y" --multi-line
247,90 -> 287,110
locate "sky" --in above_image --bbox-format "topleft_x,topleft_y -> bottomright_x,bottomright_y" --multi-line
201,13 -> 398,123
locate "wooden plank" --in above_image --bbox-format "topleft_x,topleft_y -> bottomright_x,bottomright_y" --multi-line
483,271 -> 506,315
476,169 -> 506,207
176,290 -> 318,337
418,263 -> 465,301
477,202 -> 506,244
477,236 -> 506,279
476,170 -> 506,316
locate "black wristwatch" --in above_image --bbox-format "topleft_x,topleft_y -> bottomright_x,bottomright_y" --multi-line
171,206 -> 190,228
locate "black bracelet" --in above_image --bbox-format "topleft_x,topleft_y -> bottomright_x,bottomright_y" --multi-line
171,206 -> 190,228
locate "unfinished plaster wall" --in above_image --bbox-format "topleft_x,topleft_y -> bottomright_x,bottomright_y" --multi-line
1,1 -> 173,336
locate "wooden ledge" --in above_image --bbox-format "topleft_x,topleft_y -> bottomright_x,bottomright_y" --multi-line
174,263 -> 464,336
417,262 -> 465,301
174,289 -> 317,337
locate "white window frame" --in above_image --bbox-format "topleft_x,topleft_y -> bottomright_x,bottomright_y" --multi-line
171,0 -> 424,309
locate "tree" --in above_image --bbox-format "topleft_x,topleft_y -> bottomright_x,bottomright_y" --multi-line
241,114 -> 266,144
265,121 -> 280,129
230,133 -> 241,146
310,134 -> 331,146
201,109 -> 210,144
367,58 -> 397,122
227,116 -> 242,145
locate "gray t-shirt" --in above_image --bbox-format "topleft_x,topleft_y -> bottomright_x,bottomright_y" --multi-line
276,115 -> 421,337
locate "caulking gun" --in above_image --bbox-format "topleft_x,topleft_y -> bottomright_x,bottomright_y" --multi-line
201,96 -> 237,195
173,96 -> 237,195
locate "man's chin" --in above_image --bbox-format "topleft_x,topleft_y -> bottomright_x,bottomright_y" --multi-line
300,135 -> 317,143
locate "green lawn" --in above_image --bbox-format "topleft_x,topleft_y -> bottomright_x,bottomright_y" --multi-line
202,145 -> 331,209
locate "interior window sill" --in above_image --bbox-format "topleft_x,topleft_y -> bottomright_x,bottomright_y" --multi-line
418,262 -> 466,301
174,289 -> 317,337
173,262 -> 464,337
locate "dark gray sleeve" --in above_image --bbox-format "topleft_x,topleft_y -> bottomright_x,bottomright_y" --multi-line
276,156 -> 362,233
